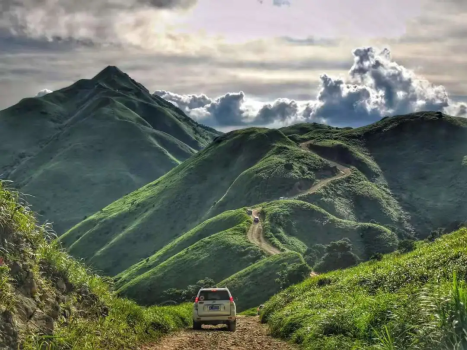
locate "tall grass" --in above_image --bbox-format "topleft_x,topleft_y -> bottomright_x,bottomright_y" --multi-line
0,181 -> 192,350
415,272 -> 467,350
262,228 -> 467,349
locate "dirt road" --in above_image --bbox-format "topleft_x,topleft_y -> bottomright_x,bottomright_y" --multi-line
142,316 -> 297,350
299,164 -> 351,196
295,141 -> 351,197
243,141 -> 351,257
247,209 -> 281,255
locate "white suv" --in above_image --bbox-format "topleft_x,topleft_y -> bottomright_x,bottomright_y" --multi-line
192,288 -> 237,331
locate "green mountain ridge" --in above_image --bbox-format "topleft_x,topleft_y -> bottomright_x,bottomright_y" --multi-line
0,66 -> 221,233
56,111 -> 467,311
4,67 -> 466,313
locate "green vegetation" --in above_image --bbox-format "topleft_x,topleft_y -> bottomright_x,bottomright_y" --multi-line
4,66 -> 467,348
59,128 -> 338,276
262,227 -> 467,350
210,143 -> 337,214
240,307 -> 259,316
339,113 -> 467,234
275,261 -> 312,290
161,277 -> 216,304
116,215 -> 264,306
58,111 -> 467,312
0,182 -> 191,349
286,113 -> 467,237
4,101 -> 465,318
261,200 -> 398,259
300,171 -> 412,236
398,239 -> 416,253
0,66 -> 219,234
314,238 -> 360,273
220,252 -> 304,311
114,209 -> 249,289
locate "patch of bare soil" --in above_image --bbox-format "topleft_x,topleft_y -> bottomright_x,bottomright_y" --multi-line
142,316 -> 297,350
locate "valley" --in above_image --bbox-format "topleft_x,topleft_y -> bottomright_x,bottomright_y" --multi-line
2,67 -> 467,350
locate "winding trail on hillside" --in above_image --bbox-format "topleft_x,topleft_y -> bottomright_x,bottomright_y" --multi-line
245,143 -> 351,256
142,316 -> 297,350
295,141 -> 352,197
247,209 -> 281,255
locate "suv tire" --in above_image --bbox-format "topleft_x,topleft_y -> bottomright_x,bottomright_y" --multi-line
227,320 -> 237,332
193,321 -> 202,330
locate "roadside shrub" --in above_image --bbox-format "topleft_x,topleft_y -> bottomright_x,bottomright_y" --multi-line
275,262 -> 311,290
398,239 -> 416,253
161,277 -> 216,304
303,244 -> 326,267
427,228 -> 444,242
370,253 -> 383,261
314,238 -> 360,273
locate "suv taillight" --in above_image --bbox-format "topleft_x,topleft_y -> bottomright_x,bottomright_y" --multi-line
195,297 -> 199,303
229,297 -> 234,302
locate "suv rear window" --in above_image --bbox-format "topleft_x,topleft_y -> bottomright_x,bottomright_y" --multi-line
199,290 -> 230,301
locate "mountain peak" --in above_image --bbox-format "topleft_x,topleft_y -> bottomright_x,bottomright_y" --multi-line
92,66 -> 127,82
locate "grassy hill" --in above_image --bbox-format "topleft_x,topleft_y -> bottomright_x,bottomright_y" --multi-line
0,66 -> 220,234
59,128 -> 342,276
0,181 -> 191,350
220,252 -> 305,311
284,112 -> 467,234
54,111 -> 467,312
261,226 -> 467,350
116,209 -> 265,306
260,200 -> 398,259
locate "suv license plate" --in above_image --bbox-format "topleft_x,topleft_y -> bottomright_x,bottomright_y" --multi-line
210,305 -> 220,310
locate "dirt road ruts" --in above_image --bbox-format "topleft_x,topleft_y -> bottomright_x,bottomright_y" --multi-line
142,316 -> 297,350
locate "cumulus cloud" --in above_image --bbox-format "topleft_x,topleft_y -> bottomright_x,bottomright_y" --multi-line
155,47 -> 467,127
35,89 -> 53,97
446,102 -> 467,117
0,0 -> 197,48
154,90 -> 211,111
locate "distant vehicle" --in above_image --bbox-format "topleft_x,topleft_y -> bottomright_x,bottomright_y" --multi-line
254,217 -> 259,223
257,304 -> 265,315
279,197 -> 285,200
193,288 -> 237,332
247,209 -> 253,215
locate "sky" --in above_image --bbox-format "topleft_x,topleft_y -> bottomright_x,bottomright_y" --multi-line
0,0 -> 466,130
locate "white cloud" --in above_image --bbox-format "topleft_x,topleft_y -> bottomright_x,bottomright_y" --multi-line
0,0 -> 201,50
36,89 -> 53,97
446,102 -> 467,117
155,46 -> 467,127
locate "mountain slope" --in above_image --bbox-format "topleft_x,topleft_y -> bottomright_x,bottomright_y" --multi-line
59,128 -> 349,276
261,227 -> 467,349
61,111 -> 467,311
0,181 -> 191,350
0,66 -> 220,233
292,112 -> 467,234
